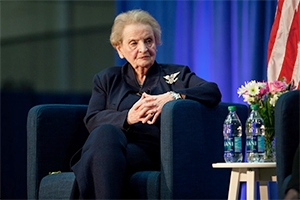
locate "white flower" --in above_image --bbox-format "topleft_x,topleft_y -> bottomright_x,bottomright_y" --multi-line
246,81 -> 260,96
269,94 -> 279,107
259,82 -> 267,89
237,83 -> 248,97
243,95 -> 255,105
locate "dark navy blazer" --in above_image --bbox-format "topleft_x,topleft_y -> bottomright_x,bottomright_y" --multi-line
84,62 -> 222,138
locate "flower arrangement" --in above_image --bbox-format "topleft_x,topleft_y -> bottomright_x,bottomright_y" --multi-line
237,78 -> 296,161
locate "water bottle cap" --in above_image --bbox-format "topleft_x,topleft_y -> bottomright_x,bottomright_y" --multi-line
228,106 -> 236,111
250,104 -> 259,110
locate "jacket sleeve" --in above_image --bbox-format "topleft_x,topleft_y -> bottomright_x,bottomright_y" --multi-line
171,66 -> 222,107
83,72 -> 129,133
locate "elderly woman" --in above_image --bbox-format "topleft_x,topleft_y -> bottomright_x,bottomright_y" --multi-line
70,9 -> 221,199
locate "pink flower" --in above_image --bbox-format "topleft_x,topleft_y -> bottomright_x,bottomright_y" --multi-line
268,80 -> 286,94
259,86 -> 268,97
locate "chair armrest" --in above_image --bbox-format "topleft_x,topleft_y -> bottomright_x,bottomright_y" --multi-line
275,90 -> 300,199
27,104 -> 89,199
160,100 -> 248,199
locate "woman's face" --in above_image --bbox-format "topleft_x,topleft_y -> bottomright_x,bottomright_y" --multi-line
116,23 -> 157,69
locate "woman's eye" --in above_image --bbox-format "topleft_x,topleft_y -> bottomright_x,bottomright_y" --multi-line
146,39 -> 153,44
129,41 -> 137,46
146,39 -> 155,47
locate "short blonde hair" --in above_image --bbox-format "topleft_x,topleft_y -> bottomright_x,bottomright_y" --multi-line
110,9 -> 162,48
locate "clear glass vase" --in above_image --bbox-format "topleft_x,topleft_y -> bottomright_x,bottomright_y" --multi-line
264,127 -> 276,162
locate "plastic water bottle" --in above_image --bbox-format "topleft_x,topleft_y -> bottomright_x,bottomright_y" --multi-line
245,104 -> 265,162
223,106 -> 243,163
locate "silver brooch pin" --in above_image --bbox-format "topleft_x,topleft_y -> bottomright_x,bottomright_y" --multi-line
163,71 -> 180,84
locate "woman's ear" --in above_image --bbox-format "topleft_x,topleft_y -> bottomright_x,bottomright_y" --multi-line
116,45 -> 124,59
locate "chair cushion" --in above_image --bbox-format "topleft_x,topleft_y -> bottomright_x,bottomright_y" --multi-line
39,172 -> 75,199
129,171 -> 160,199
39,171 -> 160,199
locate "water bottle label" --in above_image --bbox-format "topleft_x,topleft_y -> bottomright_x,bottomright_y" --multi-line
224,137 -> 233,152
257,135 -> 265,153
246,136 -> 257,153
234,137 -> 242,153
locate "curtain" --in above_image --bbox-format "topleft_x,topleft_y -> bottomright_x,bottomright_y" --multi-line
115,0 -> 277,104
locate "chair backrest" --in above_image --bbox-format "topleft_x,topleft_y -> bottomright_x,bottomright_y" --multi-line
275,90 -> 300,199
27,104 -> 89,199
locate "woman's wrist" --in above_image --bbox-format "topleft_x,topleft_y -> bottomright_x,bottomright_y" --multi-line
168,91 -> 182,100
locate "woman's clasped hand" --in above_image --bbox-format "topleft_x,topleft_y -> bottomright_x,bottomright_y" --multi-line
128,92 -> 174,125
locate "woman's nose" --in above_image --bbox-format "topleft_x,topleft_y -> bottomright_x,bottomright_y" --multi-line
138,43 -> 148,53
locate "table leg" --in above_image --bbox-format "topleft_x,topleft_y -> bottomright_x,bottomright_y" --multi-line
257,168 -> 276,200
228,169 -> 240,200
247,170 -> 256,200
260,181 -> 269,200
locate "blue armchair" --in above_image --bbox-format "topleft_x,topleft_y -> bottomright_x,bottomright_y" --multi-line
27,100 -> 248,199
275,90 -> 300,199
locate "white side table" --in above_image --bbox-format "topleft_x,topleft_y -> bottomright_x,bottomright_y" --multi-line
212,162 -> 276,200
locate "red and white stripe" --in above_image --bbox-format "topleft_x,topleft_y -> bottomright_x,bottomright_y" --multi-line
267,0 -> 300,88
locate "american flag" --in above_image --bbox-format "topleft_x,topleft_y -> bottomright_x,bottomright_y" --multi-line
267,0 -> 300,89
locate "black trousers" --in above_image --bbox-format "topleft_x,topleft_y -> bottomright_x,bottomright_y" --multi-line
70,124 -> 160,199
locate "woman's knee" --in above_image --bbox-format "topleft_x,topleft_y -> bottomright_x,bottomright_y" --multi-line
84,124 -> 127,150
